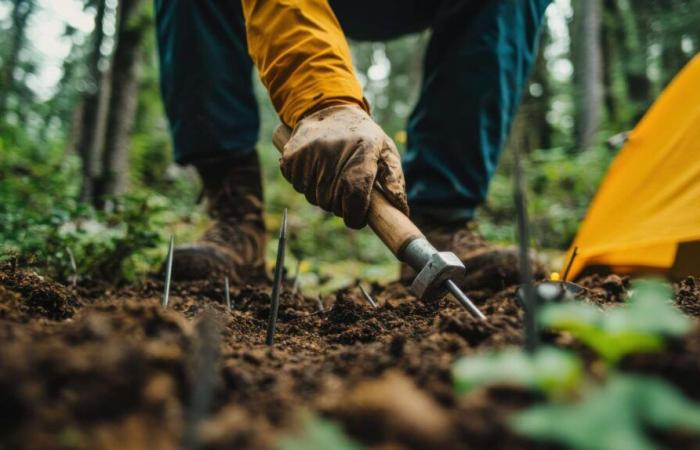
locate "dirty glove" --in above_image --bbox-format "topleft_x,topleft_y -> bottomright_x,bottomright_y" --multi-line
280,105 -> 409,229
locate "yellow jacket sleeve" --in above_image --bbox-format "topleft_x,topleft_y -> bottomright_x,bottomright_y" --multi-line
241,0 -> 368,127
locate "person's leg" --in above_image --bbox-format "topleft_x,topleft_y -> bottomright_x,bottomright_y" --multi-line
155,0 -> 265,282
332,0 -> 550,288
330,0 -> 435,40
154,0 -> 258,165
403,0 -> 552,222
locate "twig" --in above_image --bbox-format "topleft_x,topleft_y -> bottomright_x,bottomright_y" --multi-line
358,284 -> 378,308
266,209 -> 287,346
162,235 -> 175,308
513,144 -> 538,353
66,247 -> 77,288
562,246 -> 579,282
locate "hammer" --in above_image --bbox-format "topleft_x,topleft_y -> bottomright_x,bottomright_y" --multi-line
272,125 -> 486,320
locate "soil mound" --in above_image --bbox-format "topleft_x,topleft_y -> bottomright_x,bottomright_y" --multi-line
0,266 -> 698,449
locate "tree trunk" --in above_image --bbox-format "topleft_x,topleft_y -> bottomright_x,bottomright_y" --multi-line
601,0 -> 627,130
660,38 -> 687,88
76,0 -> 108,202
524,26 -> 552,151
0,0 -> 35,122
572,0 -> 604,150
96,0 -> 149,200
619,0 -> 652,122
65,99 -> 84,156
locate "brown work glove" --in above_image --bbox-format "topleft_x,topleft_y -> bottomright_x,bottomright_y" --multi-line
280,105 -> 409,229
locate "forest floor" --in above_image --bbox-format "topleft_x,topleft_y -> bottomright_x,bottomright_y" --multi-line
1,262 -> 700,450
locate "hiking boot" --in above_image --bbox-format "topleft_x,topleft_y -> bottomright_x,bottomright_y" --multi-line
170,151 -> 266,283
401,217 -> 544,291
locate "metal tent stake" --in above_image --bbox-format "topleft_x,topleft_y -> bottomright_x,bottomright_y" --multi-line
513,146 -> 538,353
224,276 -> 231,309
358,284 -> 378,308
66,247 -> 78,288
162,235 -> 175,308
562,246 -> 579,282
266,209 -> 287,346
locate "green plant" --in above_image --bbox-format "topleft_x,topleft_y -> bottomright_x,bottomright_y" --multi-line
452,279 -> 699,449
1,190 -> 169,283
540,279 -> 691,364
276,414 -> 363,450
512,374 -> 700,450
51,194 -> 169,283
0,132 -> 186,283
479,145 -> 614,248
453,346 -> 582,397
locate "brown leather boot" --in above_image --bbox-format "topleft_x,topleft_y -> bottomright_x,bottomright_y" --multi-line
401,217 -> 544,291
170,152 -> 266,283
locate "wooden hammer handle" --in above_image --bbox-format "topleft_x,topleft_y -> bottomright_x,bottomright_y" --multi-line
272,125 -> 424,258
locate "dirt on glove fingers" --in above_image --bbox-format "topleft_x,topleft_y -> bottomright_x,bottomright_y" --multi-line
0,265 -> 699,450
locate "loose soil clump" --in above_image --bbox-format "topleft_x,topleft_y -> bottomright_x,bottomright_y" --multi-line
0,263 -> 698,449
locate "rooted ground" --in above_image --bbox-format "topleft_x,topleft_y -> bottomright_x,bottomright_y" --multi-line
1,263 -> 699,450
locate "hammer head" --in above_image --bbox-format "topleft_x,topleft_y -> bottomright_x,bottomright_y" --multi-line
410,251 -> 466,299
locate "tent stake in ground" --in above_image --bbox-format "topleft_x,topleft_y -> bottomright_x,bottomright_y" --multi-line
562,246 -> 579,282
224,276 -> 231,309
162,235 -> 175,308
358,284 -> 378,308
66,247 -> 77,288
513,146 -> 538,353
272,125 -> 485,319
266,209 -> 287,346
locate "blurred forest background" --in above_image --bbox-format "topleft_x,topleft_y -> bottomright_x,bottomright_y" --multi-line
1,0 -> 699,290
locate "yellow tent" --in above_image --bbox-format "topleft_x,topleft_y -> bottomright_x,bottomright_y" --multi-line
565,54 -> 700,281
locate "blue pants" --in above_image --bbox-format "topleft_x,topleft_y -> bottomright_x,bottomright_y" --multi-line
155,0 -> 551,222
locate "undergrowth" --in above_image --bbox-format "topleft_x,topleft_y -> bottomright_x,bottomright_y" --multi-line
0,147 -> 182,284
480,144 -> 614,248
453,279 -> 700,450
1,132 -> 614,286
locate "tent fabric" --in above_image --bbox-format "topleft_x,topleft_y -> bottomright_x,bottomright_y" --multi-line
565,53 -> 700,280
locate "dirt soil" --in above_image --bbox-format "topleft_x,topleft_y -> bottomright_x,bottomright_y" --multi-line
1,264 -> 699,450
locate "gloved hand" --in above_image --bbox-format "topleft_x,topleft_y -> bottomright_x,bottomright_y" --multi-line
280,105 -> 409,229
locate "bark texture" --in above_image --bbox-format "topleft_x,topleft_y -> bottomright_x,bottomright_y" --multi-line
573,0 -> 604,150
76,0 -> 108,202
95,0 -> 149,200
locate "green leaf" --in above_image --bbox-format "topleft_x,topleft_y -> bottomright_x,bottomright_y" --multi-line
512,374 -> 700,450
453,346 -> 582,396
540,279 -> 691,364
624,279 -> 692,336
276,414 -> 364,450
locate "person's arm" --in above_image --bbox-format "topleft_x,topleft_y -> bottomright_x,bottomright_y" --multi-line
241,0 -> 408,229
241,0 -> 368,127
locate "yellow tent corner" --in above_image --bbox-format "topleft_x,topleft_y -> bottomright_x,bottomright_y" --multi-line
565,54 -> 700,281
